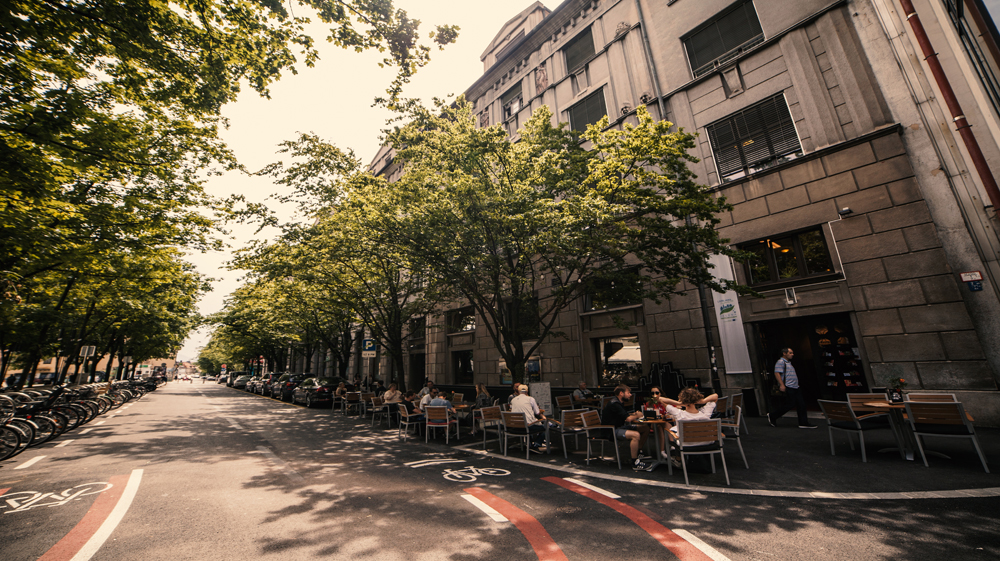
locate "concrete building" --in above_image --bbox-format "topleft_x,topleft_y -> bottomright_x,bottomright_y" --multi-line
367,0 -> 1000,424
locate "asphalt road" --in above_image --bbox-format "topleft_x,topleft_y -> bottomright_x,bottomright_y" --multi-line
1,382 -> 998,561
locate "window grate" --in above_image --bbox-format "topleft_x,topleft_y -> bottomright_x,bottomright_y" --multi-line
568,89 -> 606,132
564,27 -> 595,74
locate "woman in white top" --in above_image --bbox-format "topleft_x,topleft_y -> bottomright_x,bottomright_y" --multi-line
657,388 -> 718,445
382,383 -> 402,403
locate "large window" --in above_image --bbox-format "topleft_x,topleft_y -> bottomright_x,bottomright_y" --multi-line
564,27 -> 595,74
501,82 -> 522,121
706,93 -> 801,183
568,89 -> 606,132
585,268 -> 644,311
684,0 -> 764,78
448,307 -> 476,333
505,296 -> 540,340
740,228 -> 835,286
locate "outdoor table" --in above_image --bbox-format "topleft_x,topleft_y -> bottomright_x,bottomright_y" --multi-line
863,401 -> 922,461
637,418 -> 671,472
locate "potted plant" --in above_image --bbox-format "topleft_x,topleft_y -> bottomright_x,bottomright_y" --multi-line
885,377 -> 906,403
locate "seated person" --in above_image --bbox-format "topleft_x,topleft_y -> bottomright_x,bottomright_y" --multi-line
602,384 -> 652,471
428,390 -> 455,414
509,384 -> 547,452
641,386 -> 670,456
417,380 -> 435,398
473,383 -> 492,408
400,391 -> 425,422
382,383 -> 402,403
656,388 -> 718,446
334,382 -> 347,398
572,381 -> 596,403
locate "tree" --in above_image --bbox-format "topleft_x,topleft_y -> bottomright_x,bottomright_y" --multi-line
383,100 -> 748,384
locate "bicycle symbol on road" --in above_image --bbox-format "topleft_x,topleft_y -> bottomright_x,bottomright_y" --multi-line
404,458 -> 511,482
0,482 -> 113,514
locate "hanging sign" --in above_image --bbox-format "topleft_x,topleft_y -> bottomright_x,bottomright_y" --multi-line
709,254 -> 753,374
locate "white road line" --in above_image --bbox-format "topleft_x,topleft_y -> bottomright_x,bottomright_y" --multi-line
227,419 -> 245,430
563,478 -> 620,499
14,456 -> 46,470
673,529 -> 733,561
69,469 -> 143,561
79,428 -> 93,435
405,459 -> 465,468
55,440 -> 74,448
93,421 -> 105,426
255,446 -> 305,484
461,494 -> 508,522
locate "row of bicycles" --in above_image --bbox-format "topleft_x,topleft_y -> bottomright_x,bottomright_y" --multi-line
0,379 -> 159,462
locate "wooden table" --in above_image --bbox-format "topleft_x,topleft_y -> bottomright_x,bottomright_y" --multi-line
637,418 -> 672,474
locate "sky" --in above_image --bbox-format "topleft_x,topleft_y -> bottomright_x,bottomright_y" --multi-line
175,1 -> 550,361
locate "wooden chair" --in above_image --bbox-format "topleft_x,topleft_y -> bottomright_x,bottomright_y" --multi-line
359,392 -> 375,416
818,400 -> 884,463
452,393 -> 464,403
425,406 -> 459,443
370,396 -> 390,428
343,392 -> 361,416
580,410 -> 623,470
676,419 -> 729,485
729,393 -> 749,434
846,393 -> 892,423
397,403 -> 422,439
720,405 -> 749,468
501,411 -> 533,459
904,402 -> 989,472
555,395 -> 574,413
905,393 -> 958,402
599,396 -> 615,411
478,406 -> 503,449
557,409 -> 587,459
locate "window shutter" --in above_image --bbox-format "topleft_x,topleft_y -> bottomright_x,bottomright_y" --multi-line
565,28 -> 595,74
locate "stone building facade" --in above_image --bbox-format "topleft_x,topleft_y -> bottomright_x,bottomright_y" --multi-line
364,0 -> 1000,424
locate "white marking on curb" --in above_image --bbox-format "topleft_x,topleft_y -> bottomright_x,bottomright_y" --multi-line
255,446 -> 305,484
673,529 -> 732,561
461,494 -> 508,522
55,440 -> 74,448
563,478 -> 620,499
69,469 -> 143,561
79,429 -> 93,435
14,456 -> 46,470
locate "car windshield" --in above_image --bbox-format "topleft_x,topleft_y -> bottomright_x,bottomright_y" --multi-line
317,378 -> 336,386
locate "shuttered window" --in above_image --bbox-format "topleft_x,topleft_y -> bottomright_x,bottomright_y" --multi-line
685,0 -> 764,78
568,90 -> 606,132
501,82 -> 522,120
706,93 -> 801,182
564,28 -> 595,74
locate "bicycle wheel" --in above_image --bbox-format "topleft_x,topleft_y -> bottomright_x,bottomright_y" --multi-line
441,470 -> 478,482
0,426 -> 23,461
6,419 -> 34,450
25,417 -> 55,446
51,406 -> 82,431
476,468 -> 511,476
46,411 -> 69,437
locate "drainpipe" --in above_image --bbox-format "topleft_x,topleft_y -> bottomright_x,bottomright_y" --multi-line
633,0 -> 668,120
898,0 -> 1000,218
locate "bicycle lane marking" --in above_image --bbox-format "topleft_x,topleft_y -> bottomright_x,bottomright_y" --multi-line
543,476 -> 722,561
463,487 -> 568,561
37,469 -> 143,561
14,455 -> 46,470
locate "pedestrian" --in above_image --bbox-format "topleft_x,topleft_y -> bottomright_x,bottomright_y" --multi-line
767,348 -> 817,429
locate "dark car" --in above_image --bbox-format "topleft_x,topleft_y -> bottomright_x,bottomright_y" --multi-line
260,372 -> 284,395
217,375 -> 228,384
272,373 -> 310,402
292,377 -> 344,408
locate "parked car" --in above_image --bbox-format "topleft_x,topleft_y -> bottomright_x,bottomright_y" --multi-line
245,375 -> 263,392
226,371 -> 248,387
260,372 -> 284,396
292,377 -> 343,407
232,375 -> 251,390
273,373 -> 309,402
217,375 -> 228,384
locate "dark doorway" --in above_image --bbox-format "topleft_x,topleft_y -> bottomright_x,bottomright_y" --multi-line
408,353 -> 425,392
756,312 -> 866,407
452,350 -> 474,384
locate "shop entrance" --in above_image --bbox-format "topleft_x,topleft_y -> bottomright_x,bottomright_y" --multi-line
595,336 -> 642,387
755,312 -> 866,407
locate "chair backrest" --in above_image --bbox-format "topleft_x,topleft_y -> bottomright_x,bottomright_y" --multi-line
480,406 -> 502,423
722,405 -> 743,432
397,402 -> 410,419
361,392 -> 375,402
905,393 -> 958,402
452,393 -> 464,402
345,392 -> 360,402
600,396 -> 614,410
580,409 -> 603,429
818,400 -> 857,424
560,409 -> 587,429
847,393 -> 888,415
904,402 -> 967,426
502,411 -> 529,430
371,396 -> 383,407
677,419 -> 722,446
555,395 -> 573,409
730,393 -> 742,412
425,406 -> 450,422
717,394 -> 732,415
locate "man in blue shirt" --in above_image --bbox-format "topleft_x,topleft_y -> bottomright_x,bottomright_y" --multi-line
768,348 -> 817,429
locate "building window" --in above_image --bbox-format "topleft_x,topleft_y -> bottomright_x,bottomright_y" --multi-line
448,307 -> 476,333
564,27 -> 595,74
943,0 -> 1000,118
684,0 -> 764,78
409,317 -> 426,340
706,93 -> 801,183
505,296 -> 540,340
501,81 -> 522,121
585,267 -> 644,311
740,228 -> 836,286
568,89 -> 606,132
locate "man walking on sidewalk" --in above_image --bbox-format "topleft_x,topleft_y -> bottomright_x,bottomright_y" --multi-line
768,348 -> 817,429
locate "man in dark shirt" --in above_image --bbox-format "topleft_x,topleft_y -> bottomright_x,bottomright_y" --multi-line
602,384 -> 652,471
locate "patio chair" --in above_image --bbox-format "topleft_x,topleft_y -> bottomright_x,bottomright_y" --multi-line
555,395 -> 574,413
720,404 -> 749,468
425,406 -> 459,443
904,402 -> 989,472
343,392 -> 361,416
397,403 -> 422,439
818,400 -> 884,463
452,393 -> 464,403
557,409 -> 587,459
905,393 -> 958,403
359,392 -> 375,415
580,409 -> 623,470
676,419 -> 729,485
730,393 -> 749,434
501,411 -> 533,459
846,393 -> 891,424
371,396 -> 390,428
478,406 -> 503,449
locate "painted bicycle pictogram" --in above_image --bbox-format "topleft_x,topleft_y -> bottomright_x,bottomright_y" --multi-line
1,482 -> 113,514
441,466 -> 511,482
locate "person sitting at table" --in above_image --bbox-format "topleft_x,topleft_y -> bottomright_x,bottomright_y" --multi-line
334,382 -> 347,398
642,386 -> 670,456
428,389 -> 456,414
373,380 -> 386,396
657,388 -> 718,446
401,391 -> 425,420
573,381 -> 596,404
603,384 -> 652,471
510,384 -> 547,453
474,383 -> 492,408
382,383 -> 402,403
420,388 -> 438,411
417,380 -> 435,398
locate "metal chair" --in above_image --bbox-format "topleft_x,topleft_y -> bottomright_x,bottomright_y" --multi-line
501,411 -> 533,459
371,396 -> 390,428
905,393 -> 958,402
397,403 -> 422,439
478,406 -> 503,449
818,400 -> 884,463
557,409 -> 587,459
343,392 -> 361,416
451,393 -> 464,403
425,406 -> 459,443
676,419 -> 729,485
555,395 -> 574,413
846,393 -> 892,424
580,410 -> 623,470
720,405 -> 749,468
904,402 -> 989,472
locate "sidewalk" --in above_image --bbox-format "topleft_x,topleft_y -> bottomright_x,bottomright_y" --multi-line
442,414 -> 998,497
